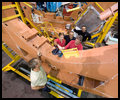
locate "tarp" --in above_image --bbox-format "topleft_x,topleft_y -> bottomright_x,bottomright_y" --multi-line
47,2 -> 62,12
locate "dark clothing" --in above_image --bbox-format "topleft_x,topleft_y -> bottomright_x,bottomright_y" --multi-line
74,29 -> 91,42
64,35 -> 76,45
36,2 -> 44,6
36,2 -> 45,11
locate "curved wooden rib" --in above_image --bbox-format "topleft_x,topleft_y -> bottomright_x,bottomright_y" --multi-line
2,18 -> 118,98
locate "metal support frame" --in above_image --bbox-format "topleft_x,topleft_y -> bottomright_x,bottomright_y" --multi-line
15,2 -> 26,23
16,2 -> 56,45
3,64 -> 30,81
74,8 -> 87,24
3,42 -> 81,97
23,2 -> 33,8
25,17 -> 42,34
91,32 -> 101,39
95,2 -> 104,12
2,43 -> 30,81
49,79 -> 73,94
84,42 -> 95,48
2,2 -> 31,81
44,22 -> 59,38
2,4 -> 16,10
23,2 -> 44,17
36,22 -> 59,45
74,6 -> 96,48
47,81 -> 79,98
25,18 -> 55,46
77,89 -> 82,97
96,12 -> 118,43
74,3 -> 117,47
74,4 -> 99,48
85,11 -> 118,46
74,2 -> 104,24
47,74 -> 62,84
2,2 -> 25,23
2,43 -> 18,60
2,42 -> 82,98
47,75 -> 82,98
2,43 -> 20,66
49,90 -> 64,98
2,14 -> 20,22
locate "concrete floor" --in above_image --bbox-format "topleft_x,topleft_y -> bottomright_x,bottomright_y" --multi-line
2,50 -> 103,98
2,50 -> 54,98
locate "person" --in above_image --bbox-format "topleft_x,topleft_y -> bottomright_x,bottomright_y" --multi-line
73,25 -> 91,42
28,55 -> 48,90
64,31 -> 76,45
52,33 -> 66,57
59,35 -> 83,50
54,33 -> 66,48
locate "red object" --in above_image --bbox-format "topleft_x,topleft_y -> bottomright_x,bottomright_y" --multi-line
65,40 -> 83,50
54,38 -> 66,47
63,4 -> 73,16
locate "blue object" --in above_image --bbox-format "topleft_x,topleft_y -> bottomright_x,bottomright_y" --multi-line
42,85 -> 51,92
93,36 -> 98,40
47,2 -> 62,12
51,2 -> 56,12
73,2 -> 78,8
36,2 -> 44,11
46,2 -> 50,12
37,5 -> 42,11
56,2 -> 62,9
52,48 -> 59,55
58,53 -> 63,57
52,48 -> 63,57
48,79 -> 73,94
57,50 -> 63,57
47,81 -> 79,98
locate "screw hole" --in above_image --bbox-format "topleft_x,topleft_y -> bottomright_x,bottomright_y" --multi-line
5,24 -> 8,26
23,6 -> 26,9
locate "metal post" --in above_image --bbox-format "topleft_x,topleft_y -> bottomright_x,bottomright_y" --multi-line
95,2 -> 104,12
98,12 -> 118,43
47,82 -> 79,98
77,89 -> 82,97
2,43 -> 15,60
15,2 -> 26,24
